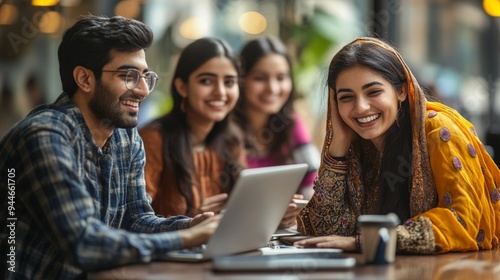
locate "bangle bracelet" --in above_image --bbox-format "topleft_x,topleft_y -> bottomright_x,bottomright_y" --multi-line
355,234 -> 361,252
332,156 -> 347,161
324,152 -> 347,167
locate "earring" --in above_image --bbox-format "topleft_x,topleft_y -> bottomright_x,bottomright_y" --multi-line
180,98 -> 186,113
396,100 -> 403,128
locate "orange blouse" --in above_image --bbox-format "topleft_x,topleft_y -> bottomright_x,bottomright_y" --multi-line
139,124 -> 232,217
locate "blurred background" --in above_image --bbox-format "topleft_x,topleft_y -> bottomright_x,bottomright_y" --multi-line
0,0 -> 499,165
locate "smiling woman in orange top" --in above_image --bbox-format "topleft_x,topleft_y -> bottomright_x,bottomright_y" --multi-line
139,38 -> 246,217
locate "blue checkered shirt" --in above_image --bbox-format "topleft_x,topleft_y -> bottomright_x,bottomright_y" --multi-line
0,92 -> 190,279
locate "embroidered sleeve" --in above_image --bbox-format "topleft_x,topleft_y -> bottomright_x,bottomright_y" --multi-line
297,152 -> 357,236
396,216 -> 435,254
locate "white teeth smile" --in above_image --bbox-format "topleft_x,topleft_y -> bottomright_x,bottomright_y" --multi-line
122,100 -> 139,108
358,114 -> 380,123
208,101 -> 226,107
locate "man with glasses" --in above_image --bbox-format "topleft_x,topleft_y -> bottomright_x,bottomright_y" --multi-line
0,15 -> 219,279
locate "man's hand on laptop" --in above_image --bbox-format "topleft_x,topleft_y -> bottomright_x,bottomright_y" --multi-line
200,193 -> 228,214
279,194 -> 304,229
179,213 -> 221,248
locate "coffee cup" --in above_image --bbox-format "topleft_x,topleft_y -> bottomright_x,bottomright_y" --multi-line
357,213 -> 400,265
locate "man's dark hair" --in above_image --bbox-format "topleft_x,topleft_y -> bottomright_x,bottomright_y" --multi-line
58,15 -> 153,98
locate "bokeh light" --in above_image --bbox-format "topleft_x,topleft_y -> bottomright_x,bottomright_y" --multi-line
483,0 -> 500,16
179,17 -> 207,40
239,11 -> 267,34
39,11 -> 64,34
32,0 -> 59,6
0,4 -> 18,25
115,0 -> 141,19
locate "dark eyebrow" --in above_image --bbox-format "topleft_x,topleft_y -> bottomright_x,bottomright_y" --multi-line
196,72 -> 216,78
361,81 -> 384,90
116,65 -> 150,73
337,88 -> 353,94
196,72 -> 238,79
337,81 -> 384,94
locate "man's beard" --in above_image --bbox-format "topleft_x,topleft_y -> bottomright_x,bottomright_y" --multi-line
88,80 -> 139,129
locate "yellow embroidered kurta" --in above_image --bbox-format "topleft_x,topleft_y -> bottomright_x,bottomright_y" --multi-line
420,102 -> 500,252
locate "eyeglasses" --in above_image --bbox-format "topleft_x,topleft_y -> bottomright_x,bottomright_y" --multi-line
101,69 -> 158,93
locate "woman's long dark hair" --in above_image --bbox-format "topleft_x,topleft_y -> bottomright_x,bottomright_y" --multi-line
154,38 -> 243,214
327,40 -> 412,223
233,36 -> 296,164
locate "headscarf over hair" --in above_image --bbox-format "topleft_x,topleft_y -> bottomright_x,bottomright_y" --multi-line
322,37 -> 438,217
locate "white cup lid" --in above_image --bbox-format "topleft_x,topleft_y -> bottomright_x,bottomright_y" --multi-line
357,213 -> 400,227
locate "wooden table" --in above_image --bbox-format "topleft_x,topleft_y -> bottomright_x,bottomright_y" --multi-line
88,248 -> 500,279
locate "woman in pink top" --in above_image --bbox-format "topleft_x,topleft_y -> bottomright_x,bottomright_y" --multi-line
233,36 -> 320,227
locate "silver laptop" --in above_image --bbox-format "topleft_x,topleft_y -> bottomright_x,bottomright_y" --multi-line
161,163 -> 308,262
212,251 -> 356,271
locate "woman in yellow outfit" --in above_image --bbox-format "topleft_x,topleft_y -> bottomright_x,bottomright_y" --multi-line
296,37 -> 500,253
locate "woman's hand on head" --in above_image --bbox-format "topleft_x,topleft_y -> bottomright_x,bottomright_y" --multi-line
329,88 -> 356,157
294,235 -> 356,251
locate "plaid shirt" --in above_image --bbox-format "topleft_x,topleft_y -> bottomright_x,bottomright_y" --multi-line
0,92 -> 190,279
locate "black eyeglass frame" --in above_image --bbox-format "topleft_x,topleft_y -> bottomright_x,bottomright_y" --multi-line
101,69 -> 158,93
